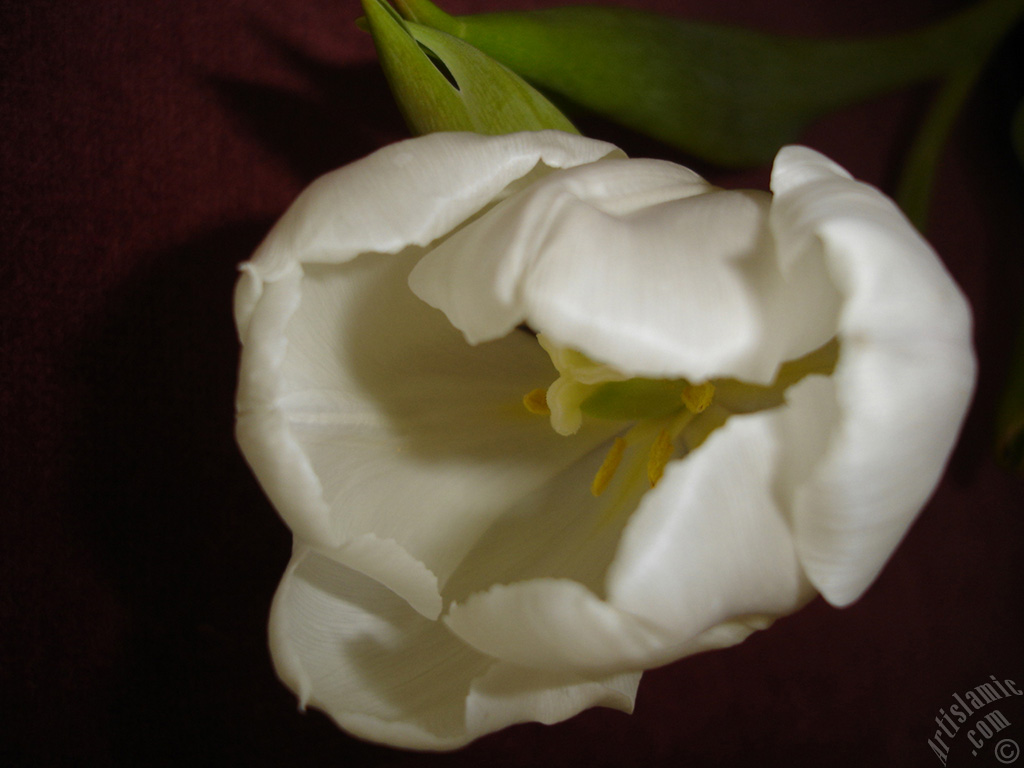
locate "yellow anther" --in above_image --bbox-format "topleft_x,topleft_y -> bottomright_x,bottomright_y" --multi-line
681,381 -> 716,414
647,428 -> 674,488
591,437 -> 627,497
523,387 -> 550,415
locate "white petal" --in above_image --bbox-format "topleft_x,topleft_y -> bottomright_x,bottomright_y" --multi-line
410,158 -> 841,383
607,408 -> 816,650
236,132 -> 624,611
465,664 -> 640,736
438,430 -> 649,607
263,250 -> 622,591
770,146 -> 976,606
445,402 -> 821,676
270,546 -> 639,750
445,578 -> 669,675
243,131 -> 621,280
270,546 -> 485,750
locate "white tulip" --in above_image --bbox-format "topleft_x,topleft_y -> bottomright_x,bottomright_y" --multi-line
234,131 -> 975,750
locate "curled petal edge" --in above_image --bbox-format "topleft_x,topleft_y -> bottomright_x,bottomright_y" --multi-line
270,546 -> 641,750
770,145 -> 976,606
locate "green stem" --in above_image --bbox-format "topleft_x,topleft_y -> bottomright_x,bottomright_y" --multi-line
800,0 -> 1024,108
896,62 -> 985,229
896,0 -> 1023,229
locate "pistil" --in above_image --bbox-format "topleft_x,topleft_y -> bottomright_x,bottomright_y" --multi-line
521,336 -> 838,501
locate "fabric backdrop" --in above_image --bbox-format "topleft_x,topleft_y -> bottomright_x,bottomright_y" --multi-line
3,0 -> 1022,765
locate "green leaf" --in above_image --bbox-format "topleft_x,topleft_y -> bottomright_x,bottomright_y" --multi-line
361,0 -> 577,136
397,0 -> 1024,167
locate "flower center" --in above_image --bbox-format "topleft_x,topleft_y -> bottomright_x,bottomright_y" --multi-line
523,334 -> 839,499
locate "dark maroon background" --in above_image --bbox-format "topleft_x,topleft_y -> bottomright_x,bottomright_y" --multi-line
3,0 -> 1022,766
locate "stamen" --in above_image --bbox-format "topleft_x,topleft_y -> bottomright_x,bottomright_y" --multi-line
591,437 -> 627,497
681,382 -> 716,414
647,428 -> 674,487
523,387 -> 550,415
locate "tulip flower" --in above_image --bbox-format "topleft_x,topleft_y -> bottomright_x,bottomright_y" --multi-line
234,130 -> 975,749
